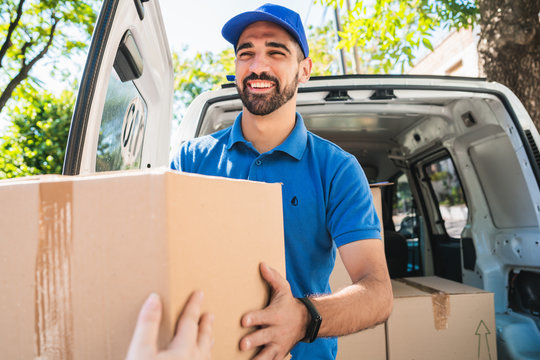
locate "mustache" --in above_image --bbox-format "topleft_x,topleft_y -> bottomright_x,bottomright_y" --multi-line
242,72 -> 280,90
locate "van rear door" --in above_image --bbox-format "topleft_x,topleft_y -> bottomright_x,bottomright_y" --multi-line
63,0 -> 173,175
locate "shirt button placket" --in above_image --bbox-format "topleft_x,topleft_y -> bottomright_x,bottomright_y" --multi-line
248,157 -> 263,181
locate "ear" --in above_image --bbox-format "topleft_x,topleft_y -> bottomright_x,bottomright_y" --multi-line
298,57 -> 312,84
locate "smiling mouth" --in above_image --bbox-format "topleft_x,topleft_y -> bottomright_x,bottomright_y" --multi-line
247,80 -> 276,90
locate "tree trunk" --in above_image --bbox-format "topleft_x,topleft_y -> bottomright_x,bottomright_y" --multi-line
477,0 -> 540,130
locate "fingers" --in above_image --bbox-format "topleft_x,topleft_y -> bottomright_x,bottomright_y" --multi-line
242,263 -> 288,328
259,262 -> 285,293
169,291 -> 204,350
126,293 -> 161,359
242,306 -> 272,327
197,312 -> 215,351
251,343 -> 281,360
239,264 -> 301,358
240,326 -> 274,350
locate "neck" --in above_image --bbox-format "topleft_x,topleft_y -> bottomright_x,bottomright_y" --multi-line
241,98 -> 297,154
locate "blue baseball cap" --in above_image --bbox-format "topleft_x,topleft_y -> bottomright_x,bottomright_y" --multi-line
222,3 -> 309,58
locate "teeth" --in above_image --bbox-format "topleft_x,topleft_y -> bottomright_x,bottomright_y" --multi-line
250,81 -> 273,89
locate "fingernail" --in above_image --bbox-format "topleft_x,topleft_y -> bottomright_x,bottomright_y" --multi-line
244,339 -> 251,350
244,316 -> 251,326
145,293 -> 160,310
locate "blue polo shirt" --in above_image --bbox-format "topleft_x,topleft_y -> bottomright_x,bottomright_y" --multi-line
170,112 -> 381,359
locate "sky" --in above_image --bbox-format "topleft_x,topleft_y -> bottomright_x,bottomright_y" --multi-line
159,0 -> 331,56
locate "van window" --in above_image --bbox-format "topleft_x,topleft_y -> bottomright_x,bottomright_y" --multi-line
393,173 -> 414,232
424,157 -> 468,238
392,173 -> 421,275
95,71 -> 147,171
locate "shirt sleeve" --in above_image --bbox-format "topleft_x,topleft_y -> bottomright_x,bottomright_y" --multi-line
170,141 -> 190,172
326,154 -> 381,247
170,148 -> 180,170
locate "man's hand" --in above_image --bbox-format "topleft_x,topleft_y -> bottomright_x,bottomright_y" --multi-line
126,291 -> 214,360
240,263 -> 309,359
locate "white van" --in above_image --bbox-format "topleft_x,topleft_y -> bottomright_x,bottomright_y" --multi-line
63,1 -> 540,358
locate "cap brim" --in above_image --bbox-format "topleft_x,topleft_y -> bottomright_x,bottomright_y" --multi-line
222,10 -> 306,57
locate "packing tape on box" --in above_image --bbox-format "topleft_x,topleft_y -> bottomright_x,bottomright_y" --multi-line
395,278 -> 450,330
35,181 -> 74,358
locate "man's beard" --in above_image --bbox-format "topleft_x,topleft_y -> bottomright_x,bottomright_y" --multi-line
237,72 -> 298,116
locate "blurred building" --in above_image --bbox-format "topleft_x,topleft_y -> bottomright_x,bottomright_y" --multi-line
408,29 -> 481,77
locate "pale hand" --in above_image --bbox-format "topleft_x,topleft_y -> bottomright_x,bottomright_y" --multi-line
126,291 -> 214,360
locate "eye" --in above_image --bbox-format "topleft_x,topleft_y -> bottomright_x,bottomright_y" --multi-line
237,51 -> 254,58
269,51 -> 285,56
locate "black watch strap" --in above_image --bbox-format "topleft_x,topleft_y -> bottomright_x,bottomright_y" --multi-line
298,297 -> 322,343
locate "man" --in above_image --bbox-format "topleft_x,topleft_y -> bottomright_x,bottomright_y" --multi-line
170,4 -> 392,359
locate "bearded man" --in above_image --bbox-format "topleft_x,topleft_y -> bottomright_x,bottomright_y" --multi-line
170,4 -> 393,360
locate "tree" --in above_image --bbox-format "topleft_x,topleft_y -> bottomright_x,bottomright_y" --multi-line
0,87 -> 74,179
173,47 -> 236,118
318,0 -> 540,129
477,0 -> 540,130
307,22 -> 342,75
0,0 -> 98,115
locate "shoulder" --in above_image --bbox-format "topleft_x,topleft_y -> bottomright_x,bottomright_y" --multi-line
182,127 -> 231,154
306,131 -> 358,167
304,131 -> 369,191
170,127 -> 231,170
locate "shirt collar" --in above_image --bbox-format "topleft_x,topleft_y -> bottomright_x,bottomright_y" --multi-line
226,112 -> 246,150
272,112 -> 307,160
226,112 -> 308,160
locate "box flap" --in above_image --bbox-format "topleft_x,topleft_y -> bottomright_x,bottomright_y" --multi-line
392,279 -> 430,298
0,174 -> 64,186
404,276 -> 490,295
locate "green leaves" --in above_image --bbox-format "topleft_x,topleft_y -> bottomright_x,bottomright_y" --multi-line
0,0 -> 99,178
0,87 -> 74,179
0,0 -> 99,115
422,38 -> 433,51
318,0 -> 479,73
307,22 -> 341,75
172,46 -> 236,119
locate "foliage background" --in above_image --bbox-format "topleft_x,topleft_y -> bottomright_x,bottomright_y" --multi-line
0,88 -> 73,178
1,0 -> 538,179
0,0 -> 99,179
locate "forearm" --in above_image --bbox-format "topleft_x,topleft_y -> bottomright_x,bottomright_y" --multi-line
310,272 -> 393,337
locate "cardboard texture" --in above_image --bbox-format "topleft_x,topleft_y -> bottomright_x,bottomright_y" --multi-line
329,185 -> 386,360
0,169 -> 285,359
387,276 -> 497,360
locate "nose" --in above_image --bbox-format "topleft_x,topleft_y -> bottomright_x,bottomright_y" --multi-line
248,53 -> 270,75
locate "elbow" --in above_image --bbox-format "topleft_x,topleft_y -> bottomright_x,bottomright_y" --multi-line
382,287 -> 394,322
378,277 -> 394,323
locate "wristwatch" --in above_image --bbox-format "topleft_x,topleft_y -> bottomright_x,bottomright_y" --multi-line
298,297 -> 322,343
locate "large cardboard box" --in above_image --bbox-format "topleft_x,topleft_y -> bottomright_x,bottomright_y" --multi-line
387,277 -> 497,360
0,169 -> 285,359
330,184 -> 387,360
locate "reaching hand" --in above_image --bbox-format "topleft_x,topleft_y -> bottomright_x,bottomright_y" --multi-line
239,263 -> 309,359
126,291 -> 214,360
